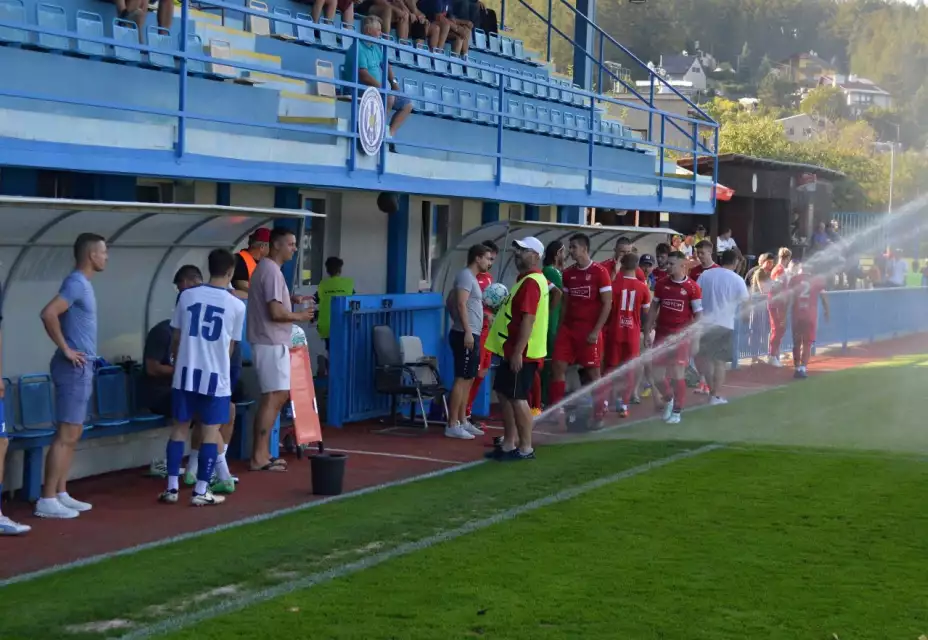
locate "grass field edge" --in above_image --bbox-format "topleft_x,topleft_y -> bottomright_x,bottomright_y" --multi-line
117,443 -> 725,640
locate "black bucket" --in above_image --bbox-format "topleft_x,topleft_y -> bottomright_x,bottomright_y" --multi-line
310,453 -> 348,496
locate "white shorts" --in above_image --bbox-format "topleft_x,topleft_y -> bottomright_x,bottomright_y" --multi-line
254,344 -> 291,393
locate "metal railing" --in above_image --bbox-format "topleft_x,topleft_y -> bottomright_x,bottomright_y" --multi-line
732,287 -> 928,366
0,0 -> 718,206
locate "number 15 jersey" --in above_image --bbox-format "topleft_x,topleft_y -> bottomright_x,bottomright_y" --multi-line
171,284 -> 246,397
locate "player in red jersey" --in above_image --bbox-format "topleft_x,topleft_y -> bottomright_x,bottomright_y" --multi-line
651,243 -> 671,285
465,240 -> 499,423
643,251 -> 702,424
789,263 -> 830,379
767,246 -> 793,366
599,236 -> 644,376
550,233 -> 613,426
607,253 -> 652,418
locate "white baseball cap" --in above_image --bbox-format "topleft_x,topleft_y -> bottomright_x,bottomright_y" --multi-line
512,236 -> 545,257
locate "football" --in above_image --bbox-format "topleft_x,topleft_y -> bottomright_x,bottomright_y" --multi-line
483,282 -> 509,311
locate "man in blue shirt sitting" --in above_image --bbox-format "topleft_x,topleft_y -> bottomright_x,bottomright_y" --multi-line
343,15 -> 413,149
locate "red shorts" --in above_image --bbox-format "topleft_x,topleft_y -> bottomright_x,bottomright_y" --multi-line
553,324 -> 603,368
478,329 -> 493,371
606,339 -> 640,369
792,320 -> 817,342
652,333 -> 690,367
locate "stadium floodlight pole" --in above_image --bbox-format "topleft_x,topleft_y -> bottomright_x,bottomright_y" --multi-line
873,141 -> 895,214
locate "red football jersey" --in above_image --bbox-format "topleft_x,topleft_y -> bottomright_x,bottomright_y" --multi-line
612,276 -> 652,344
653,277 -> 702,336
563,261 -> 613,326
790,274 -> 825,323
689,262 -> 718,281
476,272 -> 493,332
652,267 -> 669,282
601,258 -> 645,283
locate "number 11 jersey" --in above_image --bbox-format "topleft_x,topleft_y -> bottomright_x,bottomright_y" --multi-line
171,284 -> 246,398
611,275 -> 652,344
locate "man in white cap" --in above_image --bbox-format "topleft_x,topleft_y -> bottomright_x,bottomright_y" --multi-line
483,237 -> 549,461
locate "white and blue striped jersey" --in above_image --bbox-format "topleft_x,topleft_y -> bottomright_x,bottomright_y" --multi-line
171,285 -> 246,398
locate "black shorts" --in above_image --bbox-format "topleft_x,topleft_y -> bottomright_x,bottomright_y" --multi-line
701,326 -> 734,362
493,359 -> 539,401
449,329 -> 480,380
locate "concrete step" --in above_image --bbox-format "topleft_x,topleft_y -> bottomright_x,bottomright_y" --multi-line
278,91 -> 337,125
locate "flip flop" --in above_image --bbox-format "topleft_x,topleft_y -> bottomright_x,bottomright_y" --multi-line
269,457 -> 289,467
250,459 -> 287,472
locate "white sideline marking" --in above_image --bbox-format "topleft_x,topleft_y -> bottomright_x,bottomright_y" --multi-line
0,460 -> 487,589
118,444 -> 723,640
326,448 -> 466,465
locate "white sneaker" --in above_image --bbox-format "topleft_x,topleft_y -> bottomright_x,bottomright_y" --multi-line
665,412 -> 681,425
0,515 -> 31,535
661,401 -> 675,422
462,421 -> 485,436
444,423 -> 475,440
191,490 -> 225,507
57,494 -> 92,512
767,355 -> 783,368
34,497 -> 79,519
709,396 -> 728,406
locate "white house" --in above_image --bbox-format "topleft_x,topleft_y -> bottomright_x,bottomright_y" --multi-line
776,113 -> 827,143
657,53 -> 708,93
820,74 -> 893,114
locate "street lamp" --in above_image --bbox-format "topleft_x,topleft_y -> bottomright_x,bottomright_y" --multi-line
873,140 -> 895,214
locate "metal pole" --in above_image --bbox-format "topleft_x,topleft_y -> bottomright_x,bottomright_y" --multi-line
546,0 -> 552,62
888,143 -> 895,214
176,0 -> 189,159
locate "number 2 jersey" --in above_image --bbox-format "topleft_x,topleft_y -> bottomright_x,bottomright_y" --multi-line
611,276 -> 652,344
171,284 -> 247,398
789,274 -> 825,325
653,277 -> 702,337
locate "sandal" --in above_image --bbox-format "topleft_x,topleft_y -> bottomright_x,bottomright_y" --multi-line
250,459 -> 287,472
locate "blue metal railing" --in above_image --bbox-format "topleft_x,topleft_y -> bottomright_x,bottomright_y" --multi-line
0,0 -> 718,205
327,294 -> 444,426
732,287 -> 928,367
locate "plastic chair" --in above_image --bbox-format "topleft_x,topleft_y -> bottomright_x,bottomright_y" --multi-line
271,6 -> 296,40
459,89 -> 475,120
75,10 -> 106,57
147,26 -> 175,69
92,366 -> 134,427
440,86 -> 457,118
113,18 -> 141,63
295,13 -> 317,45
36,2 -> 70,52
523,102 -> 537,132
0,0 -> 28,45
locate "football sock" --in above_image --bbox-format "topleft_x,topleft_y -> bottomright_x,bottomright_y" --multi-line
465,375 -> 485,416
673,378 -> 687,412
166,439 -> 184,492
549,380 -> 566,406
216,448 -> 232,482
186,449 -> 199,478
194,443 -> 219,495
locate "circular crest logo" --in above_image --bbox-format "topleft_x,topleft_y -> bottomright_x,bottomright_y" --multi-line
358,86 -> 386,156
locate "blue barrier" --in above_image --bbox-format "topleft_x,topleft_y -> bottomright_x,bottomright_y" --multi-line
732,287 -> 928,366
327,293 -> 444,426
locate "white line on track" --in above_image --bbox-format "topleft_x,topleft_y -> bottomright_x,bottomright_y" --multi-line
117,443 -> 723,640
0,460 -> 487,589
325,448 -> 467,465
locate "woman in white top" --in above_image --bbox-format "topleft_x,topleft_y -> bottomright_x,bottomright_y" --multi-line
716,228 -> 737,253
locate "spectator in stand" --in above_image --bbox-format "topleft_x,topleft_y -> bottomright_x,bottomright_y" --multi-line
453,0 -> 497,34
36,233 -> 107,519
694,225 -> 708,243
343,16 -> 413,149
400,0 -> 436,48
247,227 -> 315,472
716,228 -> 737,253
232,229 -> 270,294
112,0 -> 172,43
298,0 -> 357,27
356,0 -> 410,41
886,249 -> 908,287
681,235 -> 695,259
419,0 -> 471,55
0,276 -> 30,534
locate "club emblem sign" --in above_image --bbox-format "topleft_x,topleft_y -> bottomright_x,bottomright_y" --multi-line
358,86 -> 386,156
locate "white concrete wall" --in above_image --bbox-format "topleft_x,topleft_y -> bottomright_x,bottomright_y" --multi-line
337,191 -> 388,295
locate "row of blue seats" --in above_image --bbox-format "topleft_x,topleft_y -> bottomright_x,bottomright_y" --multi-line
3,365 -> 255,501
399,79 -> 638,147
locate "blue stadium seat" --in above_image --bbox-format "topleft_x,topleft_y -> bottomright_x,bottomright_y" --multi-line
272,7 -> 296,40
537,105 -> 550,134
448,52 -> 463,77
36,2 -> 70,52
433,48 -> 450,75
0,0 -> 28,45
513,39 -> 524,60
339,24 -> 355,51
6,377 -> 53,439
440,85 -> 457,118
472,28 -> 486,50
113,18 -> 141,63
92,366 -> 135,427
563,112 -> 576,139
550,108 -> 563,136
422,82 -> 439,113
534,73 -> 548,99
464,56 -> 480,83
295,13 -> 316,46
521,70 -> 536,96
75,10 -> 106,57
318,17 -> 338,49
415,43 -> 431,71
492,64 -> 504,87
19,374 -> 58,430
402,77 -> 421,110
577,114 -> 589,141
185,34 -> 208,75
500,35 -> 513,58
488,32 -> 500,54
506,68 -> 521,94
459,89 -> 475,120
147,26 -> 175,69
475,93 -> 492,124
505,99 -> 521,128
384,34 -> 399,65
523,102 -> 536,131
397,39 -> 415,67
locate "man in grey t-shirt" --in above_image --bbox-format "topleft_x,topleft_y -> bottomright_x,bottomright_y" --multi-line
36,233 -> 108,520
444,244 -> 493,440
246,227 -> 314,472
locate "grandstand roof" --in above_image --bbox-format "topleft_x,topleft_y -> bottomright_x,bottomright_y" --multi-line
677,153 -> 846,182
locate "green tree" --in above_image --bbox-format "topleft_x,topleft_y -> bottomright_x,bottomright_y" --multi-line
758,73 -> 799,112
800,86 -> 849,121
